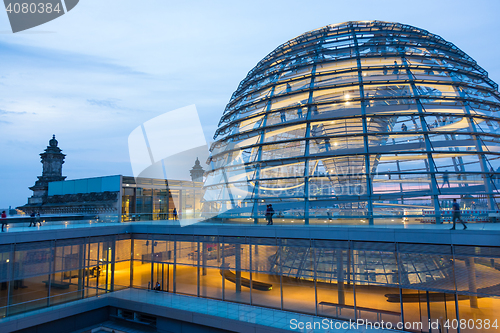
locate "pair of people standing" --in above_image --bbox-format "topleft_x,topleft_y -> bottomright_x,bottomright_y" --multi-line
265,204 -> 274,225
29,212 -> 41,227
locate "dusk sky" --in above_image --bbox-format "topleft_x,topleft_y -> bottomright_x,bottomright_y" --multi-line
0,0 -> 499,208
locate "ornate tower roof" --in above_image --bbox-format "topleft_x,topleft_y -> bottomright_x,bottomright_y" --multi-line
190,157 -> 205,182
26,135 -> 67,205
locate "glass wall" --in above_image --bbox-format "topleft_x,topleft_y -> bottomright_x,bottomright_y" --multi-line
2,233 -> 500,333
121,177 -> 204,221
0,235 -> 128,317
128,235 -> 500,332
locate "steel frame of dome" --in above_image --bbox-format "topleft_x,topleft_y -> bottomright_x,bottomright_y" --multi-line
203,20 -> 500,224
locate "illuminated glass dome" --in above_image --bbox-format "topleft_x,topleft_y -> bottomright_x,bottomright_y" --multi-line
203,21 -> 500,224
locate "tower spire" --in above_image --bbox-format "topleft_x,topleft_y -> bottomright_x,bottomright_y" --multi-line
27,135 -> 66,205
190,157 -> 204,182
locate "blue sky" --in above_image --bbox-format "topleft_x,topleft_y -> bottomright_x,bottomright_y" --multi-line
0,0 -> 499,208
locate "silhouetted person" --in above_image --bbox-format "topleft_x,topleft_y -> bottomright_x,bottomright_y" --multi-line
29,211 -> 36,227
265,205 -> 271,225
1,211 -> 6,232
297,108 -> 303,118
392,61 -> 399,75
442,171 -> 450,188
173,208 -> 178,220
36,212 -> 41,226
401,123 -> 408,132
280,111 -> 286,122
266,204 -> 275,225
450,198 -> 466,230
311,105 -> 318,116
324,138 -> 331,151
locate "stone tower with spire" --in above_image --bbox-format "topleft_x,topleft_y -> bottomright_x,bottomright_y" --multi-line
190,157 -> 204,182
27,135 -> 66,205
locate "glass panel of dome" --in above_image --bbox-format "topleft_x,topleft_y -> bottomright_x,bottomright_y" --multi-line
373,180 -> 427,196
212,185 -> 233,201
311,119 -> 365,135
227,182 -> 252,200
222,147 -> 258,166
359,56 -> 403,68
360,68 -> 394,82
202,185 -> 223,201
364,83 -> 413,99
259,162 -> 305,179
321,48 -> 355,61
264,124 -> 306,143
270,92 -> 309,110
255,201 -> 305,219
231,135 -> 260,150
266,108 -> 304,125
307,159 -> 329,176
279,66 -> 313,81
314,72 -> 359,88
475,118 -> 500,132
312,87 -> 360,104
257,179 -> 305,198
234,101 -> 267,118
274,78 -> 311,96
311,101 -> 362,119
260,141 -> 306,160
315,59 -> 358,73
238,87 -> 272,104
365,98 -> 417,114
254,72 -> 279,87
225,165 -> 256,181
402,175 -> 431,193
469,102 -> 499,117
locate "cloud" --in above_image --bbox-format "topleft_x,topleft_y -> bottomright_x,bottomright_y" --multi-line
0,108 -> 28,115
87,99 -> 120,109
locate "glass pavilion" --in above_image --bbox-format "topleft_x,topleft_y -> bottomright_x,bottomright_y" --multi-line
202,21 -> 500,224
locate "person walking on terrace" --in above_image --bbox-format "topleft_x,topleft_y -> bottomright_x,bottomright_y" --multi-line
29,211 -> 36,227
266,204 -> 275,225
450,198 -> 467,230
1,211 -> 7,232
172,208 -> 178,220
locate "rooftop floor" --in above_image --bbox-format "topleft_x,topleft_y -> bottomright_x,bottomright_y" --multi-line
1,218 -> 499,246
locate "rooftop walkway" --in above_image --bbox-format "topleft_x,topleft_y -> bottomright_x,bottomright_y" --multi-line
1,217 -> 499,246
